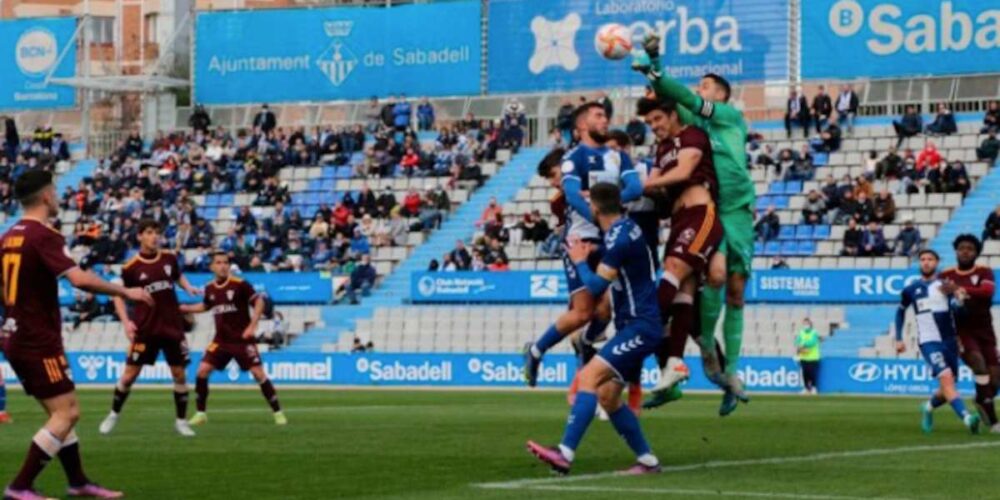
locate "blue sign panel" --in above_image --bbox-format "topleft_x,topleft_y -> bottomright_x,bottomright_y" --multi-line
487,0 -> 789,93
194,2 -> 481,104
411,271 -> 567,303
803,0 -> 1000,79
58,272 -> 341,306
2,353 -> 971,396
0,17 -> 76,110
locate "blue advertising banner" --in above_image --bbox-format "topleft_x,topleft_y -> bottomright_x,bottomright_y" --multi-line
1,353 -> 972,396
487,0 -> 789,93
802,0 -> 1000,79
58,272 -> 342,306
412,270 -> 938,304
0,17 -> 76,110
194,2 -> 481,104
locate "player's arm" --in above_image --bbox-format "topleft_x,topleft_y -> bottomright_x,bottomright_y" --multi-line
962,269 -> 996,299
561,170 -> 593,222
180,303 -> 208,314
894,290 -> 912,353
243,292 -> 265,340
567,240 -> 618,297
645,148 -> 702,192
176,272 -> 202,297
618,154 -> 643,203
66,268 -> 152,305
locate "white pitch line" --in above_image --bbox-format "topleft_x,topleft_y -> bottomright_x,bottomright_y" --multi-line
520,485 -> 911,500
123,404 -> 436,415
474,440 -> 1000,490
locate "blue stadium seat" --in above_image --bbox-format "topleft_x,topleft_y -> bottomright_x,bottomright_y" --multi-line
778,226 -> 796,240
322,167 -> 338,179
769,181 -> 785,194
764,241 -> 781,256
204,208 -> 219,220
780,241 -> 797,256
796,241 -> 817,256
219,194 -> 235,206
205,195 -> 220,207
754,241 -> 764,256
813,152 -> 829,166
813,225 -> 831,239
794,225 -> 813,240
308,179 -> 324,191
771,196 -> 790,209
785,181 -> 803,194
321,179 -> 336,191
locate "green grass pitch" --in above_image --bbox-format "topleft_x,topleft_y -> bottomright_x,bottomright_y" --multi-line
0,388 -> 998,499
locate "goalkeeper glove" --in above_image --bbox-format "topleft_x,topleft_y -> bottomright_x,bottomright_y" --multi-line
630,34 -> 662,77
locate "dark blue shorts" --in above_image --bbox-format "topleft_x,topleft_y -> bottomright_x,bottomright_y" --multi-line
562,243 -> 604,296
919,338 -> 959,378
596,321 -> 661,384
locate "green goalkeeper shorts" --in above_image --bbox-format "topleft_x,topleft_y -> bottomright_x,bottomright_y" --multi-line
718,206 -> 755,277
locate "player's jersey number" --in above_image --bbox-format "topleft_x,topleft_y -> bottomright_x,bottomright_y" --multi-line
2,253 -> 21,306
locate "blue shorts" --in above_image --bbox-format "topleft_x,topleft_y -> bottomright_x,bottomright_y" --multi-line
562,242 -> 603,296
596,321 -> 661,384
919,338 -> 960,378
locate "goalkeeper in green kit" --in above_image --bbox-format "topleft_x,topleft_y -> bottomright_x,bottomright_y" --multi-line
632,34 -> 755,416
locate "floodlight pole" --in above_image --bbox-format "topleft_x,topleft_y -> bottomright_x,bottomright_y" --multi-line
82,0 -> 92,156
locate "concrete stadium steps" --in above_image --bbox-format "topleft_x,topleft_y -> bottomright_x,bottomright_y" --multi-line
286,147 -> 546,353
821,305 -> 898,357
929,159 -> 1000,267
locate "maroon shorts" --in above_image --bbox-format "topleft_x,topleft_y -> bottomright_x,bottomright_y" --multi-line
6,350 -> 74,400
958,334 -> 999,367
202,342 -> 262,371
665,204 -> 723,273
127,337 -> 190,367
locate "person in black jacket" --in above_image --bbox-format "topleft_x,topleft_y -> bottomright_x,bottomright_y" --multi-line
345,254 -> 377,304
785,90 -> 810,138
983,205 -> 1000,241
893,105 -> 923,148
811,85 -> 833,133
3,116 -> 18,162
189,105 -> 211,133
596,91 -> 613,120
253,104 -> 276,134
841,218 -> 863,256
449,240 -> 472,270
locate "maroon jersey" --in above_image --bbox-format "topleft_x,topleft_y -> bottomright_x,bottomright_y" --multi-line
203,277 -> 259,344
653,125 -> 718,211
0,218 -> 77,355
941,266 -> 996,340
121,251 -> 185,340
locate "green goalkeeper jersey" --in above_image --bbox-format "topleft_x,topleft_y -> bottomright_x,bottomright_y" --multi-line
647,69 -> 755,214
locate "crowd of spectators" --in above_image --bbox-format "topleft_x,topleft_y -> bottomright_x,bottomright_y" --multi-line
0,118 -> 72,214
783,84 -> 858,139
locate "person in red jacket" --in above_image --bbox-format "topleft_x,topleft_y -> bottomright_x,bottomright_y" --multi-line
916,142 -> 942,172
402,189 -> 422,217
400,148 -> 420,176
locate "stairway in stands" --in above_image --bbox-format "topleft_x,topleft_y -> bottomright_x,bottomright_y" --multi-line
929,160 -> 1000,267
287,147 -> 548,353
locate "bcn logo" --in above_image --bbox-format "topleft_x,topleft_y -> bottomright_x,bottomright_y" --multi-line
828,0 -> 1000,55
15,28 -> 58,76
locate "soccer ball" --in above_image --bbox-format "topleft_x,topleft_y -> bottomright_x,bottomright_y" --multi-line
595,23 -> 633,60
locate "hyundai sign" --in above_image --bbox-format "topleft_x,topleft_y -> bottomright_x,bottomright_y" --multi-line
0,17 -> 76,110
487,0 -> 790,93
802,0 -> 1000,79
194,2 -> 481,104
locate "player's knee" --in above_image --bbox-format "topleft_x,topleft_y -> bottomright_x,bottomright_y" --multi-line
597,386 -> 621,411
964,354 -> 987,375
60,401 -> 81,426
197,366 -> 212,379
725,287 -> 745,308
565,309 -> 592,330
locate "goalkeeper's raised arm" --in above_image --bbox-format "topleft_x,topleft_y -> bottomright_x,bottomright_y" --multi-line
631,34 -> 742,127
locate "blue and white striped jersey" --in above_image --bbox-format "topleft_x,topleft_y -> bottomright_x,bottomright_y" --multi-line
896,278 -> 960,344
560,144 -> 637,241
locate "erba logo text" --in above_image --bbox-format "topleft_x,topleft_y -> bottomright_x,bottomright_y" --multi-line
827,0 -> 1000,55
15,27 -> 58,78
528,7 -> 742,74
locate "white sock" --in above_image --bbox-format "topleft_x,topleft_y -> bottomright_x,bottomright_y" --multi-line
558,444 -> 575,462
530,346 -> 542,359
637,453 -> 659,467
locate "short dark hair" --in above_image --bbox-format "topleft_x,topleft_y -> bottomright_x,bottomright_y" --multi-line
590,182 -> 622,216
14,170 -> 52,206
919,249 -> 940,260
136,218 -> 161,234
537,148 -> 565,179
210,250 -> 230,262
703,73 -> 732,102
953,233 -> 983,255
572,102 -> 605,128
607,129 -> 631,148
636,97 -> 677,117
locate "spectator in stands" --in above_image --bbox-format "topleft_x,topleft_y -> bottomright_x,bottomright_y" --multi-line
517,210 -> 552,246
784,89 -> 810,139
834,189 -> 858,224
783,149 -> 814,181
893,105 -> 923,148
351,337 -> 366,353
450,240 -> 472,270
3,116 -> 18,162
771,256 -> 790,269
944,160 -> 970,197
380,207 -> 409,247
69,292 -> 105,329
50,133 -> 70,161
873,189 -> 896,224
597,91 -> 614,120
977,131 -> 999,165
754,206 -> 780,243
876,146 -> 903,179
393,95 -> 412,132
376,187 -> 397,218
776,148 -> 796,176
795,318 -> 821,395
501,100 -> 527,151
923,160 -> 944,193
926,103 -> 957,136
365,96 -> 382,133
418,187 -> 448,230
855,191 -> 875,224
815,122 -> 841,153
484,237 -> 509,271
253,104 -> 277,135
835,84 -> 859,135
916,141 -> 942,171
862,150 -> 879,180
801,190 -> 828,225
841,218 -> 863,256
400,147 -> 420,176
894,218 -> 922,257
984,205 -> 1000,241
556,100 -> 576,145
417,98 -> 435,131
982,101 -> 1000,134
344,254 -> 376,305
811,85 -> 833,133
440,254 -> 457,271
821,175 -> 840,210
477,196 -> 502,227
401,188 -> 422,217
484,212 -> 509,244
861,221 -> 888,256
189,105 -> 211,133
308,213 -> 330,240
